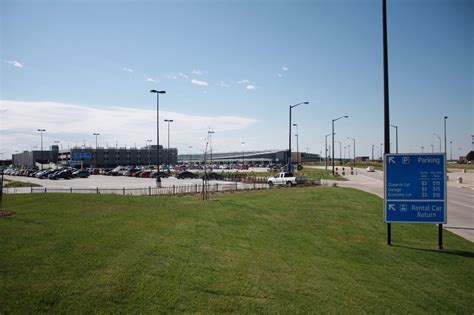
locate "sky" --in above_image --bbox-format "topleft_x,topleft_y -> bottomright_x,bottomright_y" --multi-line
1,0 -> 472,160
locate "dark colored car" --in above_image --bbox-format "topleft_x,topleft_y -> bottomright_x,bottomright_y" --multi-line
150,171 -> 171,178
200,172 -> 224,180
176,171 -> 199,179
72,170 -> 90,178
50,170 -> 73,180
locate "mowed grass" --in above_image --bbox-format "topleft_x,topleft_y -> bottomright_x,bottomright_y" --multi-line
1,188 -> 473,313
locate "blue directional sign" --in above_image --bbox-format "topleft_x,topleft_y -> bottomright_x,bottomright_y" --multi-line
384,153 -> 446,223
72,152 -> 92,159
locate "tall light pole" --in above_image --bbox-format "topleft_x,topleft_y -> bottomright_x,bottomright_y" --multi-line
188,146 -> 193,165
443,116 -> 448,156
146,139 -> 152,166
241,141 -> 245,164
93,132 -> 100,167
390,124 -> 398,153
37,129 -> 46,170
150,89 -> 166,187
293,123 -> 299,165
430,144 -> 434,153
332,115 -> 348,175
289,102 -> 309,170
335,141 -> 342,163
164,119 -> 174,173
371,145 -> 375,161
325,133 -> 331,170
208,130 -> 214,170
433,133 -> 441,153
421,146 -> 424,153
380,143 -> 383,160
449,141 -> 453,161
347,137 -> 355,167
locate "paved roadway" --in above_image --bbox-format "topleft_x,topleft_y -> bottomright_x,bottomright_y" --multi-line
318,166 -> 474,242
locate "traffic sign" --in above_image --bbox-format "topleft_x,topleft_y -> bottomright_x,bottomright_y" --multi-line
384,153 -> 446,223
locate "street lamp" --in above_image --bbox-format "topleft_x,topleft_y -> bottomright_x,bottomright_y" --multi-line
380,143 -> 383,160
430,144 -> 434,153
289,102 -> 309,170
188,146 -> 193,165
241,142 -> 245,164
93,133 -> 100,167
325,133 -> 332,170
208,131 -> 214,170
146,139 -> 152,166
293,123 -> 299,165
164,119 -> 174,173
347,137 -> 356,167
371,145 -> 375,161
443,116 -> 448,156
150,89 -> 166,187
433,133 -> 441,153
332,115 -> 348,175
390,124 -> 398,153
449,141 -> 453,161
421,146 -> 424,153
335,141 -> 342,164
37,129 -> 46,170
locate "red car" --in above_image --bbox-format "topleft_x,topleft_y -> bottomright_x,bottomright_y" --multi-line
138,170 -> 152,178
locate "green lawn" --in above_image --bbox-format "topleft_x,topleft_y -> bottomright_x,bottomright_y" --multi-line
3,178 -> 42,188
1,188 -> 473,313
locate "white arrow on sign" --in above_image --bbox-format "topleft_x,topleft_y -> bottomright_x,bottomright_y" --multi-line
389,204 -> 396,211
388,157 -> 396,164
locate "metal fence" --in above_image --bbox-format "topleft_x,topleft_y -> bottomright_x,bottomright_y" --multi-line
2,182 -> 269,196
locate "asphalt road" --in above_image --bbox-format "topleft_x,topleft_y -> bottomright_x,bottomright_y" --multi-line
320,167 -> 474,242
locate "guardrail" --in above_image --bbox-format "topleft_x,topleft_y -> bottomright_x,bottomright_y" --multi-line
2,182 -> 269,196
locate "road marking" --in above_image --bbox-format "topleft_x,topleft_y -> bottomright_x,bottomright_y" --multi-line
448,200 -> 474,209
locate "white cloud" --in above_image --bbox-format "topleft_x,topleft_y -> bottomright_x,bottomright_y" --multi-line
178,73 -> 189,79
146,78 -> 158,83
282,66 -> 289,71
246,85 -> 256,90
191,79 -> 208,86
0,100 -> 258,154
192,69 -> 203,75
5,60 -> 23,68
237,80 -> 249,84
218,81 -> 230,87
277,73 -> 283,77
122,67 -> 134,72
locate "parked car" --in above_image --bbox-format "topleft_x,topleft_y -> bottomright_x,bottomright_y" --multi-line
50,170 -> 73,180
139,170 -> 152,178
366,166 -> 375,172
200,172 -> 224,180
176,171 -> 199,179
72,170 -> 90,178
150,171 -> 171,178
267,172 -> 306,187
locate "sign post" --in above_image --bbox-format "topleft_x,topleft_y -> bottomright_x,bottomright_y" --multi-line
384,153 -> 447,249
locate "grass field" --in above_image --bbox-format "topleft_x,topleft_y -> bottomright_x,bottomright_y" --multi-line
3,178 -> 42,188
1,188 -> 473,313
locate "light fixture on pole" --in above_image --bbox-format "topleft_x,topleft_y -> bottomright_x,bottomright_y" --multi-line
150,89 -> 166,187
325,133 -> 331,170
93,133 -> 100,167
443,116 -> 448,156
390,124 -> 398,153
164,119 -> 174,173
347,137 -> 356,167
293,123 -> 299,165
37,129 -> 46,170
208,131 -> 214,170
289,102 -> 309,170
433,133 -> 441,153
332,115 -> 348,176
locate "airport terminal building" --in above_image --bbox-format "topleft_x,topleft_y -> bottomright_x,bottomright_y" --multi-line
13,145 -> 178,168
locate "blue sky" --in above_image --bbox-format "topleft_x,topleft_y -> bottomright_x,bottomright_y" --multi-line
1,0 -> 472,160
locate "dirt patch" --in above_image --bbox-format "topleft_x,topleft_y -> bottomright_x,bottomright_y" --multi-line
0,210 -> 15,217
